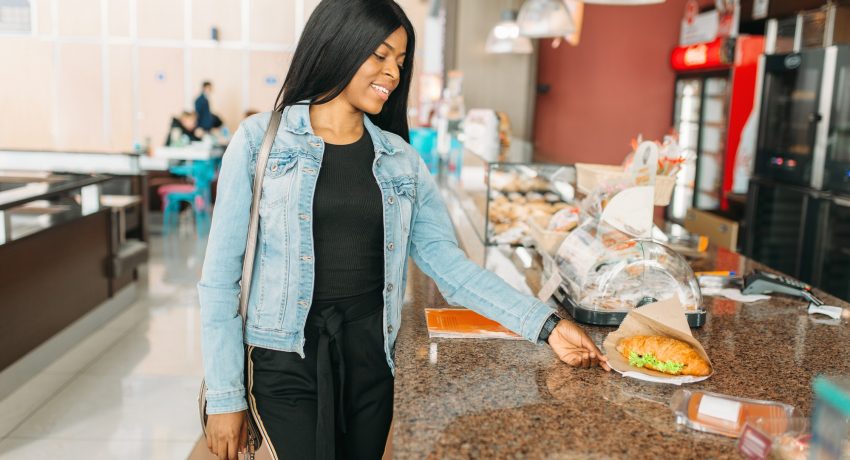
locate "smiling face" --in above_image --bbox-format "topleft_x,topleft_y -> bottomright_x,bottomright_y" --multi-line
340,27 -> 408,115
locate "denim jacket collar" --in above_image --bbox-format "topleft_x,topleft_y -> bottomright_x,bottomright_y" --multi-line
281,102 -> 402,156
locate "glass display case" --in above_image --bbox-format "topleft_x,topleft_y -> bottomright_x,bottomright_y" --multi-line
0,171 -> 107,244
543,220 -> 706,327
441,149 -> 578,258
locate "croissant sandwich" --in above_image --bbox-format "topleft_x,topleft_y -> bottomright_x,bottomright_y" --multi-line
616,336 -> 711,377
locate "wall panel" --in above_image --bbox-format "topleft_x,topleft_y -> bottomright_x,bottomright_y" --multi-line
57,0 -> 101,37
109,45 -> 134,151
249,0 -> 295,45
192,0 -> 242,41
108,0 -> 131,37
191,48 -> 243,132
0,38 -> 54,150
248,51 -> 290,113
57,43 -> 104,151
138,47 -> 185,147
137,0 -> 184,40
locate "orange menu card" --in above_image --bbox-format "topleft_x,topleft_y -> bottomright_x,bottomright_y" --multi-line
424,308 -> 521,340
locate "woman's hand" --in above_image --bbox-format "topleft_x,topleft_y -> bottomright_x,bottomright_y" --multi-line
548,320 -> 611,371
206,410 -> 248,460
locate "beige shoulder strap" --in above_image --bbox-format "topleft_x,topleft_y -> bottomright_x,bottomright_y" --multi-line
239,110 -> 282,328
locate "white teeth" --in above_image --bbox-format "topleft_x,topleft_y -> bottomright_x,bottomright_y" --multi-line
371,84 -> 389,95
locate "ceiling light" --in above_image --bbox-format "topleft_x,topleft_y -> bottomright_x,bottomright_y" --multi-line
486,10 -> 534,54
517,0 -> 575,38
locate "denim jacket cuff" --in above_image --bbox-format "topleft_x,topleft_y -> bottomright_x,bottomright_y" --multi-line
204,389 -> 248,415
521,301 -> 558,343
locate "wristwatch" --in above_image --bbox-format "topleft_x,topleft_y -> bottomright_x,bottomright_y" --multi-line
537,313 -> 561,344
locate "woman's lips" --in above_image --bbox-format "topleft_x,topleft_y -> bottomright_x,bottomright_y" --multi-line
370,83 -> 390,101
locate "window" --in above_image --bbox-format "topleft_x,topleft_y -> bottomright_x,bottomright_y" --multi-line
0,0 -> 31,34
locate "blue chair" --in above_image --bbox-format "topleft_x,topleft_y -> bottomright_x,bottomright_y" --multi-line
159,159 -> 217,236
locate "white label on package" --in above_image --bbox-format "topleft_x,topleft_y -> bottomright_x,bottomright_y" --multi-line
537,271 -> 562,302
698,394 -> 742,423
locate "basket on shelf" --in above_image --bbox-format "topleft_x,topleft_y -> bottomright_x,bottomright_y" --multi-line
575,163 -> 676,207
526,215 -> 575,256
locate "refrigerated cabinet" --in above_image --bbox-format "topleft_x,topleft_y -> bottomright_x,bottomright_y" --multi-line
825,46 -> 850,194
744,178 -> 826,283
668,36 -> 765,222
813,195 -> 850,302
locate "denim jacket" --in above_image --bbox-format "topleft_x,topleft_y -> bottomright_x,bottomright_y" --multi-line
198,104 -> 556,414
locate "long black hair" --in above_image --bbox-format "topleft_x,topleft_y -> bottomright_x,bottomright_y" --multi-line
274,0 -> 415,142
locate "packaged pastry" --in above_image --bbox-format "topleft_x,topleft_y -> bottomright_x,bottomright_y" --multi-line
526,191 -> 545,203
547,207 -> 579,232
544,192 -> 561,203
670,389 -> 801,438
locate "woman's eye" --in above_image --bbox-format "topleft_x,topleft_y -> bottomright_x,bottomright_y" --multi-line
374,53 -> 386,61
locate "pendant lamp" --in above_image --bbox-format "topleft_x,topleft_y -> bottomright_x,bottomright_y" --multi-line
486,10 -> 534,54
517,0 -> 575,38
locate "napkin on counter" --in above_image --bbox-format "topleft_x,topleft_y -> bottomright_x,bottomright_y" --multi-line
701,287 -> 769,303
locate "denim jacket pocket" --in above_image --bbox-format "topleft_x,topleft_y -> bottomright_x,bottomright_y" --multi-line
393,179 -> 416,231
260,153 -> 299,209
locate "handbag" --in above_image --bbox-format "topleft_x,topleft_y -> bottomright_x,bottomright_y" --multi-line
198,110 -> 282,459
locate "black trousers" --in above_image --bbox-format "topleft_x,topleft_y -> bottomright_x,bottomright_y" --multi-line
246,289 -> 394,460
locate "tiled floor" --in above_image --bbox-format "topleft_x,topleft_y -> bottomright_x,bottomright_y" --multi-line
0,227 -> 209,460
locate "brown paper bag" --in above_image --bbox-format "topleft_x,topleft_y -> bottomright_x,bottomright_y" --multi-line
602,297 -> 713,384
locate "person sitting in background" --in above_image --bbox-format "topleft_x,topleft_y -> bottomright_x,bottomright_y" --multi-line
195,81 -> 223,132
165,111 -> 202,146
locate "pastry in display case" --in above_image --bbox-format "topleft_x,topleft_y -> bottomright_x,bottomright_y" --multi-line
443,148 -> 578,251
487,165 -> 577,245
544,219 -> 706,327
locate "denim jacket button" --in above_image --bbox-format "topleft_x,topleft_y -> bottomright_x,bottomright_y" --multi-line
386,283 -> 394,292
388,196 -> 395,205
387,242 -> 394,250
387,325 -> 394,334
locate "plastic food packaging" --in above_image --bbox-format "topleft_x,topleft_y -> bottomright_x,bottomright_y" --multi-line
757,417 -> 811,460
670,389 -> 802,438
736,417 -> 811,459
556,227 -> 702,313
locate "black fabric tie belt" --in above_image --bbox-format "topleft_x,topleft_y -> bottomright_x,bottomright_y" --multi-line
306,288 -> 383,460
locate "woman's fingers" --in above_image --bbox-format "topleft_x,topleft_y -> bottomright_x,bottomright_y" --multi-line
239,418 -> 248,454
599,355 -> 612,371
227,439 -> 238,460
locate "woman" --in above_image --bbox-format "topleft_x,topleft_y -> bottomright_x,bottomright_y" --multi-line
200,1 -> 609,459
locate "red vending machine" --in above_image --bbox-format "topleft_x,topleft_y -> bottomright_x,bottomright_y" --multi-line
667,35 -> 765,221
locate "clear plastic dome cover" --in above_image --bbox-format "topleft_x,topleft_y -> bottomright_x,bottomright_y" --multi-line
556,227 -> 702,312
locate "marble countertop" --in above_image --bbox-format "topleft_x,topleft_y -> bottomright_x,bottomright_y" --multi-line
391,247 -> 850,459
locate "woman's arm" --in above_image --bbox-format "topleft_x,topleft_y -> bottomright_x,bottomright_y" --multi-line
197,123 -> 256,414
407,156 -> 555,342
408,153 -> 609,370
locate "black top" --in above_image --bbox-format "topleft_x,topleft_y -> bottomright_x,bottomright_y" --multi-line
312,128 -> 385,301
